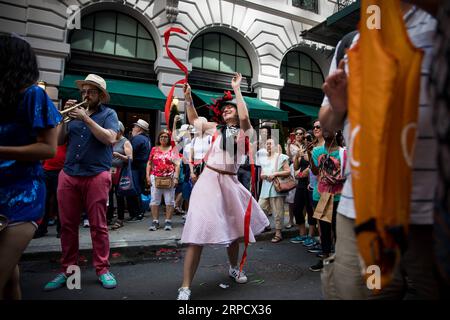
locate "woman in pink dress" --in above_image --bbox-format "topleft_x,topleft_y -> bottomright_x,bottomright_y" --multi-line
177,73 -> 270,300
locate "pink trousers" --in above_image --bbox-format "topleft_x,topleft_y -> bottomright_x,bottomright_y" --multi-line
57,170 -> 111,276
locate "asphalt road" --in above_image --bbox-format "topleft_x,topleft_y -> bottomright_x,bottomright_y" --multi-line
20,239 -> 323,300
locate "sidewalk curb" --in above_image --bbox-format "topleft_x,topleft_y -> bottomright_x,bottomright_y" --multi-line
21,229 -> 300,264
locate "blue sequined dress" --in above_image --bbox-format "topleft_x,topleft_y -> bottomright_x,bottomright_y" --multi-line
0,85 -> 62,224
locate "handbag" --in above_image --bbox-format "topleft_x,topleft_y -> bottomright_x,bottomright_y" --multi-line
313,192 -> 334,223
155,176 -> 173,189
273,154 -> 296,193
117,158 -> 139,197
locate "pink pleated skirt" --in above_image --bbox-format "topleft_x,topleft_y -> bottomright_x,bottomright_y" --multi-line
180,166 -> 270,246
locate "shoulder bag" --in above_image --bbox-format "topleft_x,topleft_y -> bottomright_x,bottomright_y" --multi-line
273,154 -> 297,193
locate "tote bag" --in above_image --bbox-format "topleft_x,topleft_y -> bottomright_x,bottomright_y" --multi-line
117,159 -> 139,197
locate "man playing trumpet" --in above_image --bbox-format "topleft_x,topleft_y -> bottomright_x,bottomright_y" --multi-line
44,74 -> 120,291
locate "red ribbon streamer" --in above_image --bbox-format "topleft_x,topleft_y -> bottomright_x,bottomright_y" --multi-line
239,136 -> 255,273
164,27 -> 189,145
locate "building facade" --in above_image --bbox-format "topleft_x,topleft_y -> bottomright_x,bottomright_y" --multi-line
0,0 -> 352,138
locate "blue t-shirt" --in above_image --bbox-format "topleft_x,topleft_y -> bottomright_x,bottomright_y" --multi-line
131,133 -> 151,165
64,104 -> 119,176
0,85 -> 62,222
312,145 -> 342,202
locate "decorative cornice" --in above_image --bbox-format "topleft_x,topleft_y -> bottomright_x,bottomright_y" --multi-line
166,0 -> 179,23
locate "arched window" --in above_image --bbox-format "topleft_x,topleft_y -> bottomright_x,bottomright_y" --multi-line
280,52 -> 323,88
70,11 -> 156,61
189,33 -> 252,77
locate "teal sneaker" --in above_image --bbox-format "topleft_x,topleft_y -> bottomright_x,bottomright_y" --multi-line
44,273 -> 67,291
290,235 -> 309,244
303,237 -> 317,247
99,271 -> 117,289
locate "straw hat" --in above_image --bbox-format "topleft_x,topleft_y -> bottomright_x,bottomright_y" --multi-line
75,74 -> 110,103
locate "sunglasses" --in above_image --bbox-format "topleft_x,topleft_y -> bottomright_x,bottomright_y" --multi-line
295,132 -> 304,135
313,125 -> 321,130
80,89 -> 99,95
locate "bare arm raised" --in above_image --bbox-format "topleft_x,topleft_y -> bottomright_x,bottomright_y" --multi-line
231,73 -> 251,132
183,83 -> 217,134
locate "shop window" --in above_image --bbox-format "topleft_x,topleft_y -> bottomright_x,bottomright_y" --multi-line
281,51 -> 323,89
189,33 -> 252,77
70,11 -> 156,61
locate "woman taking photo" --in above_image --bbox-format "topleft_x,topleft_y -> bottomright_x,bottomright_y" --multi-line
303,119 -> 325,249
146,129 -> 180,231
0,34 -> 62,299
290,128 -> 316,245
285,127 -> 305,229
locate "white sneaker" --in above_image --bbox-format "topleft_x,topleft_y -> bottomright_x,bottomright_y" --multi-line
177,287 -> 191,300
83,219 -> 90,228
229,266 -> 248,284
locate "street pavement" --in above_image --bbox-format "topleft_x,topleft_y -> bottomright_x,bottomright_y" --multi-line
21,208 -> 323,300
20,239 -> 323,300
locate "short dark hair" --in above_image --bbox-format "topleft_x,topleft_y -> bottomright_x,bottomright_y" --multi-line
156,129 -> 171,146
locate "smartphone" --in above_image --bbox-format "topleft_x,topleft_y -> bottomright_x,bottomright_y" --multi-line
289,133 -> 295,142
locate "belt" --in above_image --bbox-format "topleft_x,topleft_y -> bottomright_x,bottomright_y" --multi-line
206,164 -> 237,176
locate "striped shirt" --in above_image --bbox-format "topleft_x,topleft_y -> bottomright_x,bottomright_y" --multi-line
322,7 -> 437,224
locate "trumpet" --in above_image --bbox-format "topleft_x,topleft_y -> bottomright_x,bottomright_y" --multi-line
60,100 -> 89,123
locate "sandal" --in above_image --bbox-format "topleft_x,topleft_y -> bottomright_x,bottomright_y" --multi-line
271,235 -> 283,243
111,220 -> 124,230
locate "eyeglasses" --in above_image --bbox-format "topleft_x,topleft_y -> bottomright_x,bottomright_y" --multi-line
80,89 -> 99,95
160,136 -> 169,139
313,125 -> 321,130
295,132 -> 304,135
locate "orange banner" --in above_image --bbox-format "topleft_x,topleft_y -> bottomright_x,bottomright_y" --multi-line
348,0 -> 423,288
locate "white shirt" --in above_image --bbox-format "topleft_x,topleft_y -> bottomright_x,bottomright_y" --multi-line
183,142 -> 191,164
191,134 -> 212,160
255,148 -> 268,166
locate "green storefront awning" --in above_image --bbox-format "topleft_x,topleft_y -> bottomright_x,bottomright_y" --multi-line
58,74 -> 167,110
192,89 -> 288,121
281,101 -> 320,118
300,0 -> 360,46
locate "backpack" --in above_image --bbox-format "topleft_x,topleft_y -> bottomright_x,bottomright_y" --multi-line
318,148 -> 346,195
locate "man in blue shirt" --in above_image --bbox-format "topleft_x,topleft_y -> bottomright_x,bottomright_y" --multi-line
127,119 -> 151,222
44,74 -> 119,291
